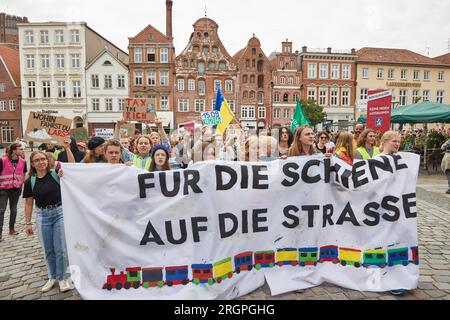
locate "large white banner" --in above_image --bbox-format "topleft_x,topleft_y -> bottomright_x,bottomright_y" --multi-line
60,153 -> 420,300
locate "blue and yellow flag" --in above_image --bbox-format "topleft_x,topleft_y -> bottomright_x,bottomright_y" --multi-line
213,88 -> 235,135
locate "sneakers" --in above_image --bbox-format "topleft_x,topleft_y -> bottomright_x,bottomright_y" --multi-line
41,279 -> 56,293
390,289 -> 407,296
9,229 -> 18,235
59,278 -> 74,293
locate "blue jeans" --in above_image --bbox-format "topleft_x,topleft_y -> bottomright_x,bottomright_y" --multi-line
36,206 -> 68,281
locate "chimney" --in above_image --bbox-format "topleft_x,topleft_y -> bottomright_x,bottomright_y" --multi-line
327,47 -> 332,54
166,0 -> 173,39
302,46 -> 307,53
351,48 -> 356,55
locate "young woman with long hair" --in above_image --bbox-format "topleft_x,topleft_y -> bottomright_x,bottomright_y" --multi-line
355,129 -> 380,160
278,127 -> 293,157
81,136 -> 106,163
379,131 -> 401,155
149,144 -> 171,172
334,132 -> 355,165
288,126 -> 317,157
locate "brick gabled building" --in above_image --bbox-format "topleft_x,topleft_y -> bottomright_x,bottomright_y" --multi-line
128,0 -> 175,130
233,35 -> 273,130
0,13 -> 28,49
0,44 -> 22,145
174,17 -> 238,127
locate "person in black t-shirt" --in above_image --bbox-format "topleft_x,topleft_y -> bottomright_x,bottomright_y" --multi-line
22,151 -> 73,293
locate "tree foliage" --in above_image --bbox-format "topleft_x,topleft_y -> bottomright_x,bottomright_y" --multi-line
301,99 -> 327,126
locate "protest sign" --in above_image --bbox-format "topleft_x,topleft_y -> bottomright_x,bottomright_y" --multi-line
367,90 -> 392,132
94,128 -> 114,140
119,124 -> 135,139
70,128 -> 89,142
24,111 -> 72,144
201,111 -> 222,126
123,98 -> 157,122
61,153 -> 420,300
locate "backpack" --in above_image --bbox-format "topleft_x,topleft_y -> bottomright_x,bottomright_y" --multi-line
30,170 -> 60,191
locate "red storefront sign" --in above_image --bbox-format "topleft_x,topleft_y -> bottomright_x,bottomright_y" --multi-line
367,90 -> 392,133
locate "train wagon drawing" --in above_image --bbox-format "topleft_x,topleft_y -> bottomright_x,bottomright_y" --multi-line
387,248 -> 409,267
142,267 -> 164,288
124,267 -> 142,289
103,268 -> 128,291
191,264 -> 214,285
276,248 -> 298,267
165,266 -> 190,286
213,258 -> 233,284
410,247 -> 419,265
318,246 -> 340,264
339,248 -> 362,268
254,251 -> 275,270
234,252 -> 253,273
363,250 -> 387,268
298,248 -> 318,266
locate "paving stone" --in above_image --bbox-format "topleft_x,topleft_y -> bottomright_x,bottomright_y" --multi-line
0,289 -> 11,298
433,276 -> 450,283
11,285 -> 28,295
50,291 -> 76,300
410,290 -> 431,300
12,288 -> 38,299
425,290 -> 447,298
419,276 -> 434,282
344,291 -> 366,300
0,273 -> 10,282
434,283 -> 450,291
362,291 -> 381,298
21,292 -> 42,300
330,293 -> 349,300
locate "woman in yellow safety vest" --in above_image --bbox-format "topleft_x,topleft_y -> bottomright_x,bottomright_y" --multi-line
132,136 -> 153,171
354,129 -> 380,161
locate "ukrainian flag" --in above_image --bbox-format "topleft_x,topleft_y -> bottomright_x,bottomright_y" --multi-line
213,88 -> 235,135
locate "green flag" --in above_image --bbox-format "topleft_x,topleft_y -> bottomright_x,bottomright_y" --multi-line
290,100 -> 311,133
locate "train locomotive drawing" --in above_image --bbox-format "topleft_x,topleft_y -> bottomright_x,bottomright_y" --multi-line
103,245 -> 419,291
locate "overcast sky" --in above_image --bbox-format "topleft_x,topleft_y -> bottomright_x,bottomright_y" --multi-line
2,0 -> 449,58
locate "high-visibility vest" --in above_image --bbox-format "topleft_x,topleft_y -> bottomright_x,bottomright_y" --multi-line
133,155 -> 152,171
356,146 -> 380,160
0,156 -> 26,189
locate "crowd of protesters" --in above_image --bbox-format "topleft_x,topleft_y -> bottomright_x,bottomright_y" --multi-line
1,117 -> 450,295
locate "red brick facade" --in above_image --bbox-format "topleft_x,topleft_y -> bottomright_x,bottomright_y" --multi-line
0,13 -> 28,49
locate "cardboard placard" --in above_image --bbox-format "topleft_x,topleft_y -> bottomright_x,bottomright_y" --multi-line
24,111 -> 72,145
123,98 -> 157,122
70,127 -> 89,142
94,128 -> 114,140
201,111 -> 222,126
119,124 -> 135,139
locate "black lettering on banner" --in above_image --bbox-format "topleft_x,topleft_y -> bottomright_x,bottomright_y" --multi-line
138,173 -> 155,199
183,170 -> 203,195
166,220 -> 187,245
252,209 -> 269,233
191,217 -> 208,243
219,213 -> 238,238
352,161 -> 369,188
242,210 -> 249,234
301,160 -> 321,184
282,205 -> 300,229
323,204 -> 334,228
160,172 -> 181,197
302,205 -> 320,228
216,166 -> 237,191
368,156 -> 393,180
392,154 -> 408,170
140,220 -> 164,245
381,196 -> 400,222
282,163 -> 299,187
252,166 -> 269,190
403,193 -> 417,219
336,203 -> 360,226
323,158 -> 340,184
363,202 -> 381,226
340,169 -> 352,189
241,166 -> 249,189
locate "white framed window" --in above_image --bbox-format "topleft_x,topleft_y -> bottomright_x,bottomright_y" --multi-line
198,80 -> 206,96
211,100 -> 216,110
134,71 -> 143,86
147,70 -> 156,86
229,100 -> 236,113
214,80 -> 221,91
332,64 -> 340,79
413,70 -> 420,80
72,81 -> 81,98
117,75 -> 125,88
57,81 -> 66,98
195,99 -> 205,112
388,69 -> 395,79
308,63 -> 317,79
399,89 -> 407,106
28,81 -> 36,98
273,108 -> 280,119
9,100 -> 15,111
40,30 -> 49,44
188,79 -> 196,91
118,99 -> 125,111
342,64 -> 351,80
92,98 -> 100,111
25,54 -> 35,69
319,64 -> 329,79
178,99 -> 189,112
25,30 -> 34,44
160,71 -> 169,86
42,81 -> 51,98
55,30 -> 64,44
258,107 -> 266,119
0,83 -> 4,92
319,89 -> 327,106
70,30 -> 80,43
160,95 -> 169,110
283,108 -> 291,119
377,68 -> 384,79
307,88 -> 316,101
225,80 -> 233,92
0,100 -> 6,111
438,71 -> 445,81
360,88 -> 368,100
331,89 -> 339,106
160,48 -> 169,63
274,93 -> 280,102
241,106 -> 255,119
91,74 -> 99,88
401,69 -> 407,80
437,90 -> 444,104
288,77 -> 294,85
104,75 -> 113,89
342,89 -> 350,106
56,54 -> 65,68
1,126 -> 14,143
105,98 -> 113,111
71,54 -> 81,68
147,48 -> 155,62
41,54 -> 49,69
292,93 -> 299,103
280,77 -> 286,85
423,90 -> 430,101
361,67 -> 368,79
258,92 -> 264,104
412,90 -> 420,103
424,70 -> 430,81
177,79 -> 185,91
134,48 -> 142,63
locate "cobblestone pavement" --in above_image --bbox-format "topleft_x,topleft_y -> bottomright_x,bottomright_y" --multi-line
0,152 -> 449,300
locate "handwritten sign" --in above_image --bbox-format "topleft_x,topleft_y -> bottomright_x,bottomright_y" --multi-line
123,98 -> 157,122
94,128 -> 114,140
119,124 -> 135,139
24,111 -> 72,144
70,127 -> 89,142
201,111 -> 222,126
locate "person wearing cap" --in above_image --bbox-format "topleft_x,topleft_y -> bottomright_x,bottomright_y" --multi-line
149,144 -> 171,172
81,137 -> 106,163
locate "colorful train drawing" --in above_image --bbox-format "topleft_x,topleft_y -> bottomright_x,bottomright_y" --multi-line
103,245 -> 419,291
